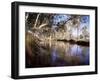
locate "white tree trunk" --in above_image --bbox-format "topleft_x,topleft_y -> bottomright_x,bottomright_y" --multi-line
33,13 -> 40,28
38,23 -> 47,29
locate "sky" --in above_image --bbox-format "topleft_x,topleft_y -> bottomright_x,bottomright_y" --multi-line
51,14 -> 90,37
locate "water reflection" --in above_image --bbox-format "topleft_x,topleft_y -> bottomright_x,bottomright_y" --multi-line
26,41 -> 89,68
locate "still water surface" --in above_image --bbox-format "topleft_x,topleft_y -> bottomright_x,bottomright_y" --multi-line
26,41 -> 89,68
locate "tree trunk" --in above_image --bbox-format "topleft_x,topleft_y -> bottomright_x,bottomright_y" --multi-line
33,13 -> 41,28
38,23 -> 47,29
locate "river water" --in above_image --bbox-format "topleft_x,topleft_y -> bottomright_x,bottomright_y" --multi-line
26,41 -> 89,68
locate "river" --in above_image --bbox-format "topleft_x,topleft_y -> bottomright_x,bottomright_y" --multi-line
26,41 -> 89,68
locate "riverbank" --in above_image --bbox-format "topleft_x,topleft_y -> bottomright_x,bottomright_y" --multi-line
57,39 -> 89,46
